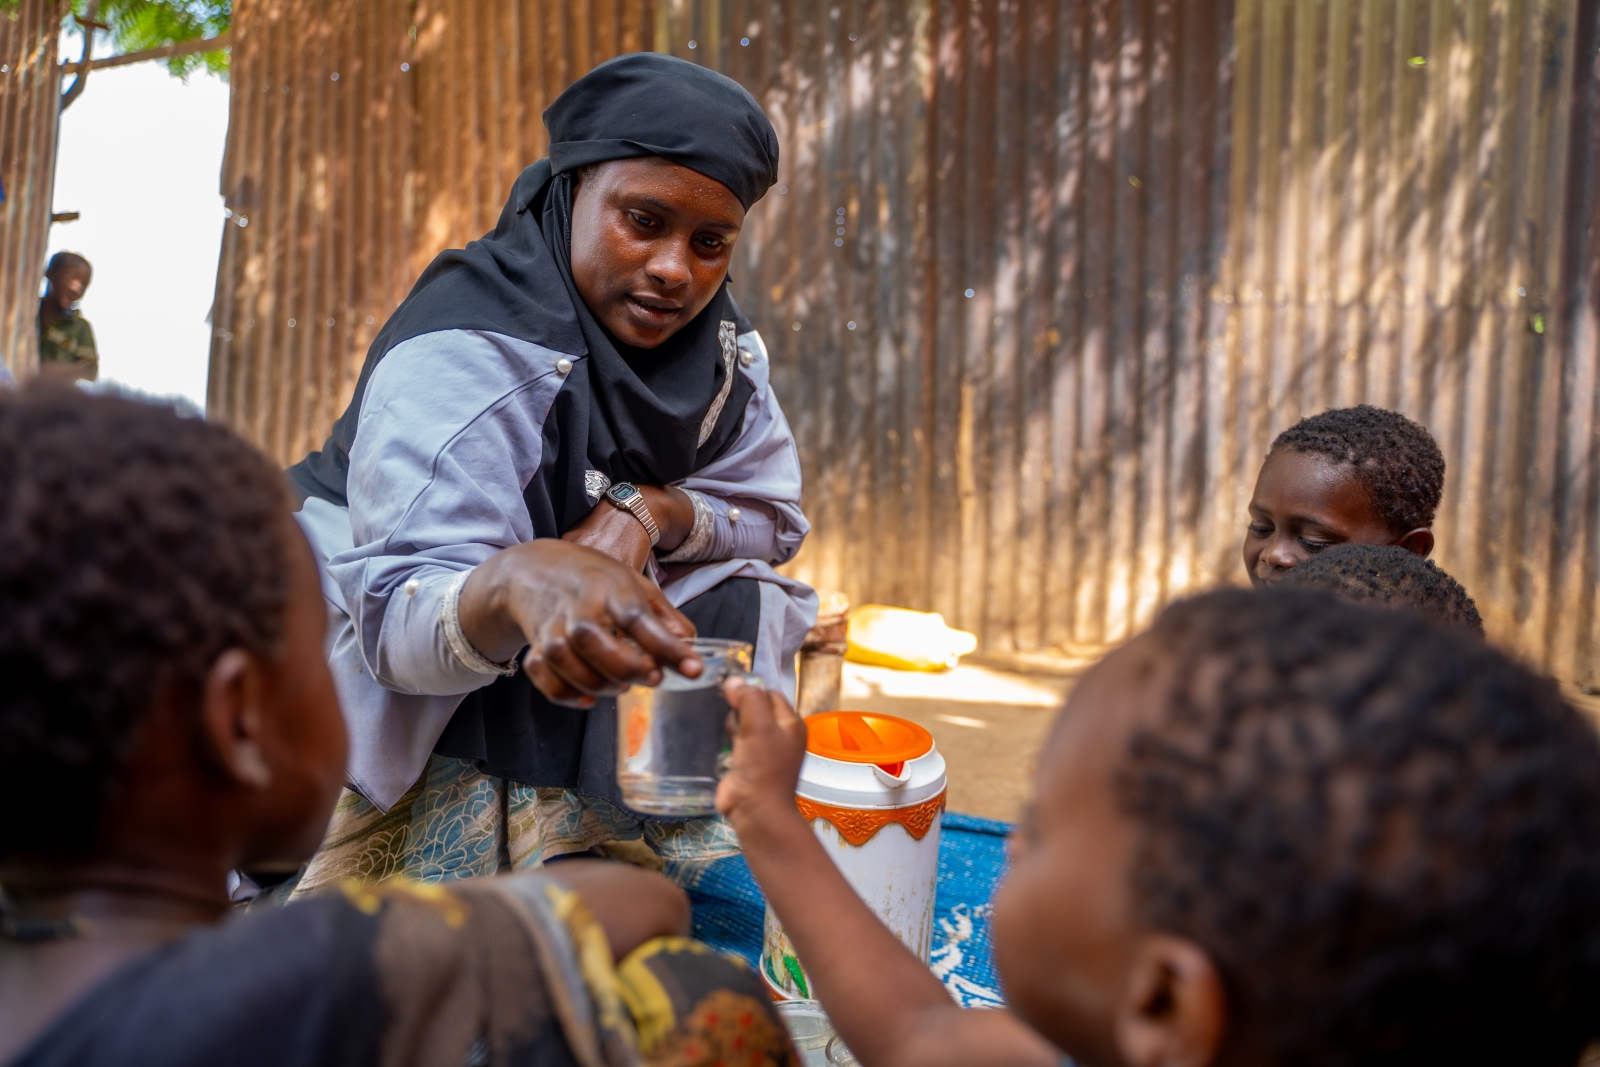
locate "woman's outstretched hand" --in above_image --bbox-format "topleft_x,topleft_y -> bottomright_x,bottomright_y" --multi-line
458,539 -> 701,707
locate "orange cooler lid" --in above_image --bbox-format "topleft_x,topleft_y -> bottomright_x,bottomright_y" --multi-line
805,711 -> 934,768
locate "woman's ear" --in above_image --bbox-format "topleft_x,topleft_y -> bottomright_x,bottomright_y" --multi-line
199,648 -> 273,789
1113,934 -> 1228,1067
1395,528 -> 1435,558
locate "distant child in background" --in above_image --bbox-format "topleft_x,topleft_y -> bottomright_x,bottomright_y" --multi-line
1244,405 -> 1443,585
37,251 -> 97,382
1279,541 -> 1484,635
719,588 -> 1600,1067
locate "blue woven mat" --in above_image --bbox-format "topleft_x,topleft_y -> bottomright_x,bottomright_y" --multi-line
679,812 -> 1011,1008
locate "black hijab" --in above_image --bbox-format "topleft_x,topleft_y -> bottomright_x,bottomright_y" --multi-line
289,52 -> 780,507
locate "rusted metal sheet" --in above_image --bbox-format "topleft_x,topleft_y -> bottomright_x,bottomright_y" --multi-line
1220,0 -> 1594,679
211,0 -> 1600,680
0,0 -> 61,379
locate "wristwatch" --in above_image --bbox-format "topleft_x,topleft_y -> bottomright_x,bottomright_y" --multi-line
604,481 -> 660,547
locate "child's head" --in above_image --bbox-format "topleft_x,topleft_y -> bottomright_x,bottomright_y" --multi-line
994,588 -> 1600,1067
0,385 -> 346,875
1244,405 -> 1444,587
1278,541 -> 1484,635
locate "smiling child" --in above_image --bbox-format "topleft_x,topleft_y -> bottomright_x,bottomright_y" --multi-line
1244,405 -> 1444,586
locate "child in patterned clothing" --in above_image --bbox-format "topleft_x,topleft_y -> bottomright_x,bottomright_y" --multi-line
0,384 -> 796,1067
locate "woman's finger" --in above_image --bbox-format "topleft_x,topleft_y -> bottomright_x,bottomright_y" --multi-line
540,631 -> 627,695
609,585 -> 701,677
562,620 -> 662,690
523,650 -> 595,708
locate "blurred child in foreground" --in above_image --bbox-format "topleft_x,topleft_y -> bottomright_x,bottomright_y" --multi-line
719,589 -> 1600,1067
0,385 -> 797,1067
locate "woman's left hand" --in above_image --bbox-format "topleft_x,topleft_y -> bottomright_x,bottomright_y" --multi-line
563,485 -> 697,570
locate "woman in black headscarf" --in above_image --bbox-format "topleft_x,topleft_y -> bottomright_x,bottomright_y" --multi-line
285,53 -> 814,893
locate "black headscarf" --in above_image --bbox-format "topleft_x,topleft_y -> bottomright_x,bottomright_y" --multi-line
289,52 -> 780,507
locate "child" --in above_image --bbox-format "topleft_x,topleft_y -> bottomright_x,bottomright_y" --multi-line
719,589 -> 1600,1067
1244,405 -> 1443,586
0,384 -> 795,1066
1279,541 -> 1484,634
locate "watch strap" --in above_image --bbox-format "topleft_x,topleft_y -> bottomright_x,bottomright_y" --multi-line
608,484 -> 660,546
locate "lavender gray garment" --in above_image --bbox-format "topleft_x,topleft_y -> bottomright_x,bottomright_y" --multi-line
293,325 -> 815,812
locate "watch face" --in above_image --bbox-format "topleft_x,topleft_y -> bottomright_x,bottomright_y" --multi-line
610,483 -> 637,502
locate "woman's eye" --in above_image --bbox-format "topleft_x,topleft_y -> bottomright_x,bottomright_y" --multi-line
697,235 -> 725,251
629,212 -> 656,229
1247,523 -> 1272,538
1301,539 -> 1334,552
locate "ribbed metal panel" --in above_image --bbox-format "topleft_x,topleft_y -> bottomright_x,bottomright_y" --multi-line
0,0 -> 61,379
211,0 -> 1600,680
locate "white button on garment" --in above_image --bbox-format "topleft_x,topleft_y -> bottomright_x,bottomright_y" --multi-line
555,357 -> 573,375
404,578 -> 420,596
726,506 -> 742,523
739,349 -> 754,366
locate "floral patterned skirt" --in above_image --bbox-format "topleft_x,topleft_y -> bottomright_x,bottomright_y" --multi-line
292,753 -> 741,899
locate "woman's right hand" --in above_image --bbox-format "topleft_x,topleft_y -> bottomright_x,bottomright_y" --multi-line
458,539 -> 700,706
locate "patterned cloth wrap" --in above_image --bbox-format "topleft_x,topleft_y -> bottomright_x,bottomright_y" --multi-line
356,876 -> 798,1067
292,755 -> 742,899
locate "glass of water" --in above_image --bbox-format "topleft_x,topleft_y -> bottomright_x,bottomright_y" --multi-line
616,637 -> 754,816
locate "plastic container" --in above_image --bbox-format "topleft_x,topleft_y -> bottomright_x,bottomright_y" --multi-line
760,711 -> 947,1000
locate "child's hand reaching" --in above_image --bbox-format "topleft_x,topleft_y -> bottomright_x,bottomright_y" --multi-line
715,677 -> 809,835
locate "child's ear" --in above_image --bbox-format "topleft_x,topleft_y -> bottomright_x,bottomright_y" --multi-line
1113,934 -> 1228,1067
199,648 -> 274,789
1395,528 -> 1435,558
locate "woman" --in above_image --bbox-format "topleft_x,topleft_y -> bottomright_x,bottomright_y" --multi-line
284,53 -> 814,892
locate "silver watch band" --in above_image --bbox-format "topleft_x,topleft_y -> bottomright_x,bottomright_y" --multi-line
611,487 -> 661,546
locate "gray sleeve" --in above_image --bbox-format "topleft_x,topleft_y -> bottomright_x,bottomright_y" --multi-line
326,329 -> 575,697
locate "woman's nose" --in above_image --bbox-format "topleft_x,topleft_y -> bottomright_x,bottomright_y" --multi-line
645,243 -> 692,289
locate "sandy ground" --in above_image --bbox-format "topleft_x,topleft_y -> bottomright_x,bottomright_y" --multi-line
830,666 -> 1600,826
834,661 -> 1078,823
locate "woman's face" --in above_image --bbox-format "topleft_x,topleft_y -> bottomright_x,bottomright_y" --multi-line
569,157 -> 746,349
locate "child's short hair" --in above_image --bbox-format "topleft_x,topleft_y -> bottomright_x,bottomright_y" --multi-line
1270,405 -> 1444,533
1120,589 -> 1600,1067
1277,542 -> 1483,635
46,250 -> 91,276
0,385 -> 291,859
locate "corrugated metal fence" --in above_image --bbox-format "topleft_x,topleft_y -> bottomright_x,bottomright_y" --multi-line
210,0 -> 1600,682
0,0 -> 61,379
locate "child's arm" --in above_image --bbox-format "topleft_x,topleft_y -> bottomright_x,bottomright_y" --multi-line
717,679 -> 1060,1067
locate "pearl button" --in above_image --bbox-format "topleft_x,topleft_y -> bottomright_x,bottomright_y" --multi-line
404,578 -> 420,596
726,506 -> 742,523
555,357 -> 573,375
739,349 -> 754,366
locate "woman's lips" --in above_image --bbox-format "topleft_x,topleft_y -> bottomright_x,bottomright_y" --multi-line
626,295 -> 680,324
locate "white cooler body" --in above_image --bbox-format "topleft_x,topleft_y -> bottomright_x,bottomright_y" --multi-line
760,745 -> 947,1000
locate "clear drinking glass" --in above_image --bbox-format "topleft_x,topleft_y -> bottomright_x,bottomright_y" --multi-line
616,637 -> 754,816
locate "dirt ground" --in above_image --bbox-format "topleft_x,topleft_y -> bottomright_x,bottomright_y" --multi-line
835,661 -> 1078,823
831,665 -> 1600,826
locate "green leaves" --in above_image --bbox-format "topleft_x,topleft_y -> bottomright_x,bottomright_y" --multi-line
66,0 -> 231,78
